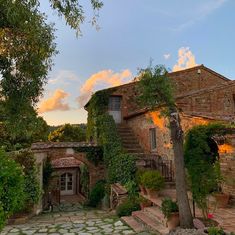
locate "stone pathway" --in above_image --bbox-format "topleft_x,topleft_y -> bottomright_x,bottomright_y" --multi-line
1,209 -> 153,235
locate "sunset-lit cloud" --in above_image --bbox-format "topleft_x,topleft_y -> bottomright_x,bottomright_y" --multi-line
173,47 -> 197,72
77,69 -> 133,107
38,89 -> 70,113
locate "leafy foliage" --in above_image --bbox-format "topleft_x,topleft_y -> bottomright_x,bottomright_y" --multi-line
184,123 -> 226,219
124,180 -> 139,199
74,146 -> 103,166
11,150 -> 41,206
108,153 -> 136,185
48,124 -> 86,142
207,227 -> 226,235
86,90 -> 111,141
137,64 -> 175,114
88,180 -> 106,207
80,164 -> 90,197
86,91 -> 136,184
43,157 -> 54,190
161,198 -> 179,219
0,150 -> 26,231
141,170 -> 165,190
116,199 -> 140,217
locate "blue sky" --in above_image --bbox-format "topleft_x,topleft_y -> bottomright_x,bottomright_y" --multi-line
38,0 -> 235,125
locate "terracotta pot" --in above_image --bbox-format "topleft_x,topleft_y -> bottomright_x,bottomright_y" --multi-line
139,185 -> 147,195
214,193 -> 230,208
140,201 -> 152,210
167,212 -> 180,230
146,188 -> 159,199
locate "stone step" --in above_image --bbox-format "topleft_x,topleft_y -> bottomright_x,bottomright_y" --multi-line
144,206 -> 166,226
121,216 -> 145,233
123,145 -> 143,150
132,211 -> 169,235
122,142 -> 141,148
125,149 -> 145,154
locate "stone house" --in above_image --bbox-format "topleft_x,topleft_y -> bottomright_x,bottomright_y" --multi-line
32,142 -> 105,213
85,65 -> 235,198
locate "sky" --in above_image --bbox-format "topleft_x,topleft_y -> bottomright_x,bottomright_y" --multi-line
37,0 -> 235,125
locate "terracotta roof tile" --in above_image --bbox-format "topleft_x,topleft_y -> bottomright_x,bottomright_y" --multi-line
51,157 -> 82,168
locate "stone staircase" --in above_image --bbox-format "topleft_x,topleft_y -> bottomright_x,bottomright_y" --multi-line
116,124 -> 145,157
121,189 -> 177,234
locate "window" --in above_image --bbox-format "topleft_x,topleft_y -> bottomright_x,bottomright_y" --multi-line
109,96 -> 121,111
149,128 -> 157,150
60,173 -> 73,191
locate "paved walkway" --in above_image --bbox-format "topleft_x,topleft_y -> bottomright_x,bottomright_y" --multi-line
1,209 -> 152,235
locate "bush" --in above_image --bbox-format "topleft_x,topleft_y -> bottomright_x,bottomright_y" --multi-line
116,199 -> 140,217
136,169 -> 146,185
141,170 -> 165,190
161,198 -> 178,219
124,180 -> 139,198
207,227 -> 226,235
11,150 -> 41,206
88,180 -> 106,207
0,150 -> 26,231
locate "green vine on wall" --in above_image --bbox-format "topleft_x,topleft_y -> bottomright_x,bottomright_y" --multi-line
80,164 -> 90,197
74,146 -> 103,166
86,90 -> 111,141
85,89 -> 137,185
184,123 -> 227,219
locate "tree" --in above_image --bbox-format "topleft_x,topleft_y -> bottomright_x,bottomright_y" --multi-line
137,64 -> 193,228
0,0 -> 102,150
48,124 -> 86,142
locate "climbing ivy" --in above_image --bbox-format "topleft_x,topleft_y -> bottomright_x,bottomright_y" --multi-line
86,90 -> 111,141
86,90 -> 136,184
80,164 -> 90,197
184,123 -> 227,218
74,146 -> 103,166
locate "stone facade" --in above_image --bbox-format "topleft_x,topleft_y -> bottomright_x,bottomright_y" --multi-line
32,143 -> 105,212
86,65 -> 235,198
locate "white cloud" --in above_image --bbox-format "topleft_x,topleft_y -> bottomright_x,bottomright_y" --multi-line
48,70 -> 79,85
163,54 -> 171,60
173,0 -> 228,31
173,47 -> 197,72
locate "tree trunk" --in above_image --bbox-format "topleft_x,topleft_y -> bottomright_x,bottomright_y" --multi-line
169,108 -> 193,228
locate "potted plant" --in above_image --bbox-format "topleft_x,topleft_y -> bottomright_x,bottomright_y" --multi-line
161,198 -> 179,230
141,170 -> 165,198
138,195 -> 152,210
136,169 -> 147,195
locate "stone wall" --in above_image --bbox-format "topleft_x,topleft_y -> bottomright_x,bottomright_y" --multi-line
107,65 -> 230,120
127,110 -> 213,160
47,147 -> 105,189
218,135 -> 235,198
